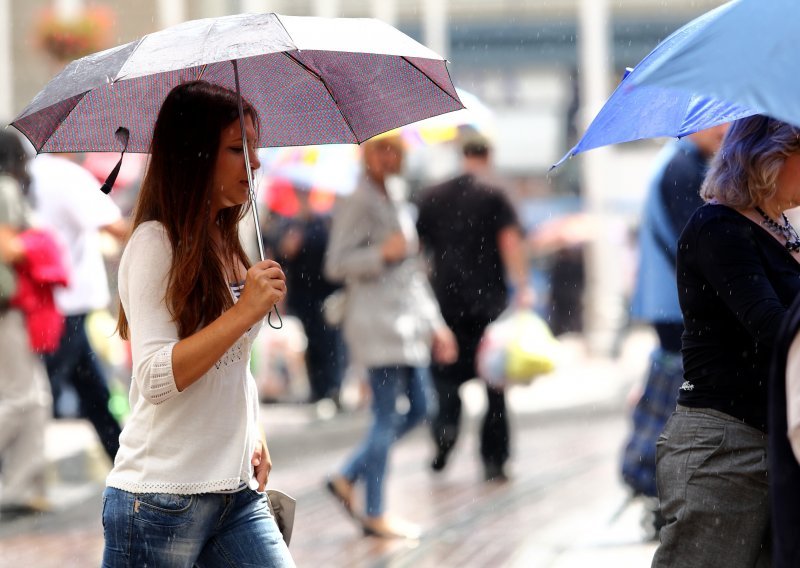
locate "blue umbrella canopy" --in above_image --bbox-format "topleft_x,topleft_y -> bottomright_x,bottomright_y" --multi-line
633,0 -> 800,129
553,1 -> 755,169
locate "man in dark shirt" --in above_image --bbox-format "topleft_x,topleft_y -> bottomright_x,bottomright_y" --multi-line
416,135 -> 532,482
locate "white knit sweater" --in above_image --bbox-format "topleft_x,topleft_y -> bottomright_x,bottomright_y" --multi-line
107,221 -> 262,494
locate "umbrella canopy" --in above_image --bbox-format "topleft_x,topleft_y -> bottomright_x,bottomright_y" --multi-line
553,1 -> 755,168
632,0 -> 800,128
11,12 -> 463,154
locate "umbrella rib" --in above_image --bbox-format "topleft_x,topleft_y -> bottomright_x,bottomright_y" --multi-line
281,51 -> 360,144
113,37 -> 147,82
401,56 -> 463,108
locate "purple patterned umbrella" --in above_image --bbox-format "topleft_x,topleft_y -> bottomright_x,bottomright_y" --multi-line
11,13 -> 462,154
10,12 -> 462,271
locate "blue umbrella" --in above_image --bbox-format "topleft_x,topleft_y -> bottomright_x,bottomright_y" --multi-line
552,1 -> 755,169
632,0 -> 800,128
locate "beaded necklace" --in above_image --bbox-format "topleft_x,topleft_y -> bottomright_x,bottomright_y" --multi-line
755,206 -> 800,252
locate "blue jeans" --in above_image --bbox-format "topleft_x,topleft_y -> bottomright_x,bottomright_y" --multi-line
341,365 -> 432,517
102,487 -> 295,567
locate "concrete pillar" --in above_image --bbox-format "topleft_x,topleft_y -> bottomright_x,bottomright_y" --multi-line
578,0 -> 622,356
0,0 -> 11,121
311,0 -> 339,18
422,0 -> 448,58
370,0 -> 397,26
156,0 -> 186,28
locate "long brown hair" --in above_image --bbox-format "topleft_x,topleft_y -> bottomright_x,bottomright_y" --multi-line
118,81 -> 258,340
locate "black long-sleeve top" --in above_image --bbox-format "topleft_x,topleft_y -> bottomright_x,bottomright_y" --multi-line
678,204 -> 800,431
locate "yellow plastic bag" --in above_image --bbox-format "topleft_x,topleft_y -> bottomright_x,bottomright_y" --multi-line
504,311 -> 558,384
476,309 -> 558,388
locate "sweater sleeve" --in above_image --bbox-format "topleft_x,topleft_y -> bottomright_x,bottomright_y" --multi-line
120,222 -> 180,405
324,193 -> 385,283
411,259 -> 446,333
693,215 -> 787,343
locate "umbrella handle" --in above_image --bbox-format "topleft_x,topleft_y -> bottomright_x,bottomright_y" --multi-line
232,59 -> 283,330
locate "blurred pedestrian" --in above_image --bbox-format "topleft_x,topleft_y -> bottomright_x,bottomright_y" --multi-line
270,187 -> 344,406
324,134 -> 457,539
652,115 -> 800,568
620,124 -> 726,534
0,131 -> 53,516
102,81 -> 293,566
416,135 -> 532,482
29,152 -> 127,461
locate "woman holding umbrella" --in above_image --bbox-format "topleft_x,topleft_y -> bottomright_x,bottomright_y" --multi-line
102,81 -> 293,567
652,115 -> 800,567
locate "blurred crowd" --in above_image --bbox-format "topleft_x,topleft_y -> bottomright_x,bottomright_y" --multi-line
0,120 -> 594,524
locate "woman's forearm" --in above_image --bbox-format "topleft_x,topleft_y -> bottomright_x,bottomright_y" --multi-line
170,302 -> 256,391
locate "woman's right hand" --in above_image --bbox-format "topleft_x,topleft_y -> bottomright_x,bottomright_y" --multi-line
171,259 -> 286,392
381,231 -> 407,263
237,259 -> 287,324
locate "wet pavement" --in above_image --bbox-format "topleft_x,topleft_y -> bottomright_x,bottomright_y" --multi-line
0,331 -> 659,567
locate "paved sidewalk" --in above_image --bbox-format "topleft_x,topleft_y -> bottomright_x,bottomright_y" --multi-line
1,328 -> 660,567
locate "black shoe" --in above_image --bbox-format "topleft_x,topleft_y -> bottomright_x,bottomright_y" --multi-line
483,463 -> 509,483
431,448 -> 450,472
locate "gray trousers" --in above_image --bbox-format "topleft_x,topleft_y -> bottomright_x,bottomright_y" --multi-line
652,405 -> 771,568
0,309 -> 52,507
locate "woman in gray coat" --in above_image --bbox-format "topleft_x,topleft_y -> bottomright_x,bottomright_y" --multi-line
324,134 -> 456,539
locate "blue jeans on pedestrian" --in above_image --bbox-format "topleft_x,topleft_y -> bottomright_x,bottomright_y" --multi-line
102,487 -> 295,567
340,365 -> 432,517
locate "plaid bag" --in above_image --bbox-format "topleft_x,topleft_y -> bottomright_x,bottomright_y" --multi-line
621,348 -> 684,497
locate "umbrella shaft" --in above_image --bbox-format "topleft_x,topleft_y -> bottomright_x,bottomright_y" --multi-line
232,60 -> 281,330
232,59 -> 265,263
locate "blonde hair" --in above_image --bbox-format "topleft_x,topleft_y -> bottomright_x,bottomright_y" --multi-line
701,115 -> 800,208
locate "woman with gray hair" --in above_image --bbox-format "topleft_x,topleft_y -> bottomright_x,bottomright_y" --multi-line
652,115 -> 800,568
653,115 -> 800,566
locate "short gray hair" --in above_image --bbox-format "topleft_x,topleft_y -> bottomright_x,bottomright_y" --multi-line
701,115 -> 800,208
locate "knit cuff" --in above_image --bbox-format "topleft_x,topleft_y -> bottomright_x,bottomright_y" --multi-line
142,344 -> 179,405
